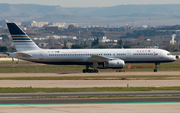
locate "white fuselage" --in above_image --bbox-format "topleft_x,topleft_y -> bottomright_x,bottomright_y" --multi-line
17,48 -> 176,65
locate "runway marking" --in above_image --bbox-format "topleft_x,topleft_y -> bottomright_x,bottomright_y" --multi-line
1,101 -> 180,105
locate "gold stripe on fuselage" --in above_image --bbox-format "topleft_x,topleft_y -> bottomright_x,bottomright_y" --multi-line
11,35 -> 28,38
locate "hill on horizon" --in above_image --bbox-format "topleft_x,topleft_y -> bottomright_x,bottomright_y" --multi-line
0,4 -> 180,26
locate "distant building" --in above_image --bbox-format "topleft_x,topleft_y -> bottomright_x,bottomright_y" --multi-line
31,21 -> 49,27
99,36 -> 107,40
147,39 -> 151,41
33,37 -> 49,40
0,20 -> 8,28
142,25 -> 148,28
72,36 -> 77,40
68,24 -> 75,30
48,22 -> 66,27
99,36 -> 110,42
22,22 -> 31,26
47,35 -> 76,39
22,21 -> 49,27
170,40 -> 176,45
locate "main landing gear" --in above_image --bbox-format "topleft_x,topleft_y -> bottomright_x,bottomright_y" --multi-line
83,63 -> 99,73
83,69 -> 98,73
154,63 -> 160,72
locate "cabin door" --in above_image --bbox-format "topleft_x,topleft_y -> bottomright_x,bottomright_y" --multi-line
159,52 -> 163,59
126,52 -> 131,59
39,51 -> 43,60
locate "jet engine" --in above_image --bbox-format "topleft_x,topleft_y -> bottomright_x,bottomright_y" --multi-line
97,59 -> 125,69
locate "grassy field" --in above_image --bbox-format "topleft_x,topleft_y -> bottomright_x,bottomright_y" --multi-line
0,59 -> 179,73
0,75 -> 180,80
12,95 -> 180,99
0,87 -> 180,93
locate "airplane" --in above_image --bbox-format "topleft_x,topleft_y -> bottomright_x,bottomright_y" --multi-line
5,23 -> 176,73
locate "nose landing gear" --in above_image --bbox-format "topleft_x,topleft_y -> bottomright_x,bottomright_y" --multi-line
154,63 -> 160,72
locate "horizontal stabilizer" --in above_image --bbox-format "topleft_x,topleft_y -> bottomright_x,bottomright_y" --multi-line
16,52 -> 32,58
87,55 -> 109,62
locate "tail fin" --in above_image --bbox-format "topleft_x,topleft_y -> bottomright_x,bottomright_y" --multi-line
6,23 -> 41,52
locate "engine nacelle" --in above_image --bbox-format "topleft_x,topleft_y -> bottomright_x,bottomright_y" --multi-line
105,59 -> 125,69
97,59 -> 125,69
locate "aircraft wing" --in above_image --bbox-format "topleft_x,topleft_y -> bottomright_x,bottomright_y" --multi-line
16,52 -> 32,58
87,55 -> 110,62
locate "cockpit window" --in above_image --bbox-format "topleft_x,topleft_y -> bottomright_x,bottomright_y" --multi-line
167,53 -> 172,56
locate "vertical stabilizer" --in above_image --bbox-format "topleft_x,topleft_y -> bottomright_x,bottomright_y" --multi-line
6,23 -> 41,52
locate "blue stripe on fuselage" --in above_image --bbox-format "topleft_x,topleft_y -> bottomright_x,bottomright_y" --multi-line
13,41 -> 33,42
12,38 -> 31,40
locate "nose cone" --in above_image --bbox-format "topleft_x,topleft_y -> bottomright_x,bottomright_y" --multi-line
172,56 -> 177,62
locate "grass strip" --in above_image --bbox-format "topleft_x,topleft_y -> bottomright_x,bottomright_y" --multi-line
2,95 -> 180,100
0,76 -> 180,80
0,59 -> 180,73
0,87 -> 180,93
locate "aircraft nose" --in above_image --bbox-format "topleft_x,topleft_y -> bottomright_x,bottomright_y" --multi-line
172,56 -> 176,61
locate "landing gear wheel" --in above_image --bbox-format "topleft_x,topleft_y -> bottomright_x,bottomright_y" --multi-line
88,69 -> 91,73
154,63 -> 160,72
90,69 -> 94,73
83,69 -> 87,73
94,69 -> 98,73
154,69 -> 157,72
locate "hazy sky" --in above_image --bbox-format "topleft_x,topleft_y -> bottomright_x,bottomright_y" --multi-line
0,0 -> 180,7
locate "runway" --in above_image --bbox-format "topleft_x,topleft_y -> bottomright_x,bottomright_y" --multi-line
0,71 -> 180,78
0,91 -> 180,98
1,103 -> 180,113
0,80 -> 180,88
0,98 -> 180,113
0,72 -> 180,113
0,97 -> 180,104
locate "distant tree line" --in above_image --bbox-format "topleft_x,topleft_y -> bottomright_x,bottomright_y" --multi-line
120,30 -> 172,39
71,44 -> 85,49
157,25 -> 180,30
0,46 -> 8,52
91,32 -> 105,36
91,38 -> 99,47
114,39 -> 131,48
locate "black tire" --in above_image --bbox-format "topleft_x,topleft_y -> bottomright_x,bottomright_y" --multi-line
88,69 -> 91,73
154,69 -> 157,72
90,69 -> 94,73
95,70 -> 98,73
83,69 -> 87,73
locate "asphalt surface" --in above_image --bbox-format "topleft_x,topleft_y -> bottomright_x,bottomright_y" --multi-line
0,91 -> 180,98
1,71 -> 180,78
0,98 -> 180,104
1,80 -> 180,88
